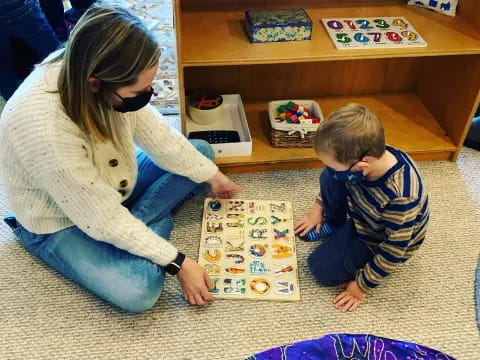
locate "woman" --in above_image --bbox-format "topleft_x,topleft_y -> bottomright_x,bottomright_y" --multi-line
0,2 -> 240,312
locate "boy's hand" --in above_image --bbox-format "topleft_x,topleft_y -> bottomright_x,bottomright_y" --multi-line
333,280 -> 365,312
207,171 -> 241,199
294,203 -> 324,236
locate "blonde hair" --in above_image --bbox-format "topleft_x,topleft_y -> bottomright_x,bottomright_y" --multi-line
48,1 -> 160,143
314,103 -> 385,163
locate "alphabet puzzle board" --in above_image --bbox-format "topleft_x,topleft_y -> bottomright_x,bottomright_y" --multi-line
321,17 -> 427,50
198,198 -> 300,301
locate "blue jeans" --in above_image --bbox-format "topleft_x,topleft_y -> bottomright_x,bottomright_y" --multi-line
0,0 -> 60,99
5,140 -> 214,312
307,171 -> 374,286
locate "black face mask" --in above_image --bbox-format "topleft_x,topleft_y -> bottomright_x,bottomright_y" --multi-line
113,86 -> 154,113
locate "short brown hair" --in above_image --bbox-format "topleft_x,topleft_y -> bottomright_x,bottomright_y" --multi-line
314,103 -> 385,163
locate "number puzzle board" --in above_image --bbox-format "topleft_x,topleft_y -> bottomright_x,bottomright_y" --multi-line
321,17 -> 427,50
198,198 -> 300,301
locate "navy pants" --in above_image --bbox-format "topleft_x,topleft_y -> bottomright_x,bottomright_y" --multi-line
0,0 -> 95,99
39,0 -> 69,42
0,0 -> 61,99
307,171 -> 375,286
41,0 -> 95,40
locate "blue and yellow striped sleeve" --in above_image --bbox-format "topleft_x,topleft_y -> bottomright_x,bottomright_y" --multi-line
356,196 -> 424,292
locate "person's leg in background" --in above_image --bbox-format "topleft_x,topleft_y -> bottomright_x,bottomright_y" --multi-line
65,0 -> 96,27
39,0 -> 69,42
70,0 -> 96,11
0,0 -> 60,100
0,0 -> 60,60
0,21 -> 20,100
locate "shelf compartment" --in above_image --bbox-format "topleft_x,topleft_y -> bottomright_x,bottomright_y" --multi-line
215,93 -> 456,172
180,6 -> 480,66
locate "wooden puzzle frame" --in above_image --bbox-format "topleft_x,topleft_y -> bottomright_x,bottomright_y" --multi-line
322,16 -> 427,50
198,198 -> 301,301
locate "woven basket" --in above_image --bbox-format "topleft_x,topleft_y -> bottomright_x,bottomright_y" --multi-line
268,100 -> 324,148
270,128 -> 316,147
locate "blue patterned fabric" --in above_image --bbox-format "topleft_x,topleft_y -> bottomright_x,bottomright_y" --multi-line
246,334 -> 455,360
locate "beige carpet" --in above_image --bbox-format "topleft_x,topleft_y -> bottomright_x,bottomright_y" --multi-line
1,92 -> 479,358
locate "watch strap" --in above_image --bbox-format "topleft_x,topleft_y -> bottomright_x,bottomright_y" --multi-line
165,252 -> 186,275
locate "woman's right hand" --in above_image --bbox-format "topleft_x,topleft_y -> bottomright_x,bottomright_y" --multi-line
207,171 -> 241,199
294,203 -> 324,237
177,257 -> 214,305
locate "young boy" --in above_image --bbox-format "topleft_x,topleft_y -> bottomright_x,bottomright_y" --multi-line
294,103 -> 429,312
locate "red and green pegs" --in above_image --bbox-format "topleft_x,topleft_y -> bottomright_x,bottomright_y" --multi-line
275,101 -> 319,124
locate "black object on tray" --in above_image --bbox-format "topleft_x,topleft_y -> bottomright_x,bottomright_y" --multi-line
188,130 -> 241,144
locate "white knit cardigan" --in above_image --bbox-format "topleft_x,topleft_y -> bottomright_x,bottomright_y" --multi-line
0,62 -> 218,266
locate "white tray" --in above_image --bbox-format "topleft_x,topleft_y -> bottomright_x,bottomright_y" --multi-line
186,94 -> 252,158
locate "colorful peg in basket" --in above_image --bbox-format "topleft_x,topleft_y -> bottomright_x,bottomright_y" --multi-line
277,101 -> 318,125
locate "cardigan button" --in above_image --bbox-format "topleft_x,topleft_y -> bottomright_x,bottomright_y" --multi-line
118,189 -> 126,196
120,179 -> 128,188
109,159 -> 119,167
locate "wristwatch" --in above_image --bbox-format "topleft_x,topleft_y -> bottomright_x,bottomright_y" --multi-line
165,252 -> 186,275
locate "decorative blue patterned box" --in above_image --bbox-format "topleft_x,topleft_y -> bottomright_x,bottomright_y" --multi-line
245,9 -> 313,43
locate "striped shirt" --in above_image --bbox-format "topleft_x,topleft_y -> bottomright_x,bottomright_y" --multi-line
320,146 -> 429,293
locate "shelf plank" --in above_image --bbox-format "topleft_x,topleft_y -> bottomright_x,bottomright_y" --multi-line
215,93 -> 456,171
180,6 -> 480,66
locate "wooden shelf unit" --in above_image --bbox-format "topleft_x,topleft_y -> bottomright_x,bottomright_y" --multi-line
175,0 -> 480,173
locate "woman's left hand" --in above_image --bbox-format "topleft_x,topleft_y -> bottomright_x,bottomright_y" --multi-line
207,171 -> 241,199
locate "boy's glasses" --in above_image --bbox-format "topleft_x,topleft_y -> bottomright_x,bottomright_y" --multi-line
348,151 -> 369,171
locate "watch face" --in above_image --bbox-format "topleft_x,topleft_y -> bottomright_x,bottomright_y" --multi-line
166,263 -> 180,275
